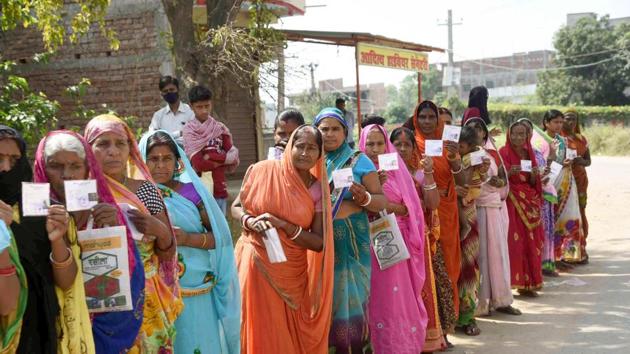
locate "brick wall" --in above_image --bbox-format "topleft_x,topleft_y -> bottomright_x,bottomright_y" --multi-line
0,0 -> 259,178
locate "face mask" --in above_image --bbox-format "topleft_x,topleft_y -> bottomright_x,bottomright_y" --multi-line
163,92 -> 179,104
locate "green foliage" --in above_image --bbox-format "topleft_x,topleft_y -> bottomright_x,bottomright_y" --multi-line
487,103 -> 630,127
537,15 -> 630,106
0,59 -> 59,148
290,92 -> 339,122
384,69 -> 444,123
585,125 -> 630,156
0,0 -> 118,51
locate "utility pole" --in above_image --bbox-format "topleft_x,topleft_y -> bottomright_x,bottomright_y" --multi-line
277,47 -> 285,113
438,9 -> 462,97
308,63 -> 318,95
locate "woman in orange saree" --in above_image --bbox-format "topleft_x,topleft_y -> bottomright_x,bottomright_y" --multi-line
85,114 -> 183,353
562,109 -> 590,262
231,125 -> 334,353
404,100 -> 466,319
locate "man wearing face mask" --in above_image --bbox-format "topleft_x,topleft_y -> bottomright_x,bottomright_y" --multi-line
149,75 -> 194,145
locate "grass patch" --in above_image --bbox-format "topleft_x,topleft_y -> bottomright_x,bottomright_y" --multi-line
583,126 -> 630,156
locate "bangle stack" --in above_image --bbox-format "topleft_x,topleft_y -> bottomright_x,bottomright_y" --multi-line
290,225 -> 303,241
201,233 -> 208,248
0,264 -> 16,277
423,182 -> 438,191
50,247 -> 73,269
241,214 -> 254,232
423,169 -> 434,175
359,192 -> 372,207
451,164 -> 463,175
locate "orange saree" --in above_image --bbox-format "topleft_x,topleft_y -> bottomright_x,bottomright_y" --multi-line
407,103 -> 462,317
235,136 -> 334,354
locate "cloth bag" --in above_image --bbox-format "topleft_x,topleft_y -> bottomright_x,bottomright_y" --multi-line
369,211 -> 410,270
77,222 -> 133,313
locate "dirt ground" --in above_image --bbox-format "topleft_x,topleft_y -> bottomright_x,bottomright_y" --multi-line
449,156 -> 630,353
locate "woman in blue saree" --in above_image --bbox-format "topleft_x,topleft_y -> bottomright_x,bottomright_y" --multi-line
139,130 -> 240,354
314,108 -> 387,353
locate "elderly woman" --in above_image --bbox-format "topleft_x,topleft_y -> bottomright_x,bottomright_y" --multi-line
139,130 -> 240,353
232,125 -> 334,353
85,114 -> 183,352
0,126 -> 72,354
314,108 -> 387,353
33,130 -> 146,354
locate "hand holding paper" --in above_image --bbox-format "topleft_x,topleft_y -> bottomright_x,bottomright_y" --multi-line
378,153 -> 399,171
21,182 -> 50,216
425,140 -> 444,157
263,228 -> 287,263
332,168 -> 354,189
65,180 -> 98,212
442,125 -> 462,142
520,160 -> 533,172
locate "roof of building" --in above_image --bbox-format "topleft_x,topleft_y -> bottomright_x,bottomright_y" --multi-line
280,29 -> 444,53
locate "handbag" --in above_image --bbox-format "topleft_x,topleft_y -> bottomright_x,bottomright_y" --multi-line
77,220 -> 133,313
369,211 -> 410,270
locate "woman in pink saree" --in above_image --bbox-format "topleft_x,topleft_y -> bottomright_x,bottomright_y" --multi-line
359,124 -> 428,353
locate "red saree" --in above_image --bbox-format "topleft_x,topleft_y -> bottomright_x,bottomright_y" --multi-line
499,128 -> 544,291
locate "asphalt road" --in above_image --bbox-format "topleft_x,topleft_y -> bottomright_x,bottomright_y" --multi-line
449,156 -> 630,354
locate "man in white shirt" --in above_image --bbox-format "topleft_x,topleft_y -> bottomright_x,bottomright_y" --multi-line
148,75 -> 194,145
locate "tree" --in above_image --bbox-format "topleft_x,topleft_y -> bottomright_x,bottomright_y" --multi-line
384,68 -> 443,123
537,15 -> 630,106
290,92 -> 339,123
0,0 -> 117,51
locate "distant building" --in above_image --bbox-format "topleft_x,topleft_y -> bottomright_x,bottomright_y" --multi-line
567,12 -> 630,27
316,78 -> 388,114
437,50 -> 555,103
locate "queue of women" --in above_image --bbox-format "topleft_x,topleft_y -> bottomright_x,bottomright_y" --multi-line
0,90 -> 591,353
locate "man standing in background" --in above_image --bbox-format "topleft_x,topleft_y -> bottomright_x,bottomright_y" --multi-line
336,98 -> 356,148
149,75 -> 194,145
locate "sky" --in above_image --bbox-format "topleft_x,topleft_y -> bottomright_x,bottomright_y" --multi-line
265,0 -> 630,100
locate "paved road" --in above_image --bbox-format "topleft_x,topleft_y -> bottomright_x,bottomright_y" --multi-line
449,156 -> 630,354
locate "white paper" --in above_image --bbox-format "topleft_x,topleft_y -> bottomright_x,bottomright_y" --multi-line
425,140 -> 444,157
470,150 -> 485,166
566,148 -> 578,160
332,168 -> 354,189
442,125 -> 462,142
21,182 -> 50,216
548,161 -> 563,183
378,153 -> 399,171
520,160 -> 533,172
263,228 -> 287,263
267,147 -> 282,161
64,180 -> 98,212
117,203 -> 144,240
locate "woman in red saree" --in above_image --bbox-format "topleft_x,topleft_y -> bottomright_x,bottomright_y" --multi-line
404,100 -> 467,319
562,109 -> 590,262
231,125 -> 334,353
499,121 -> 545,296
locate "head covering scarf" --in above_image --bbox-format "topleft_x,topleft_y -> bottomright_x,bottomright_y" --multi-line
32,130 -> 145,354
467,86 -> 490,124
0,126 -> 58,354
563,108 -> 581,134
236,125 -> 334,353
359,124 -> 428,352
500,121 -> 542,194
138,130 -> 241,352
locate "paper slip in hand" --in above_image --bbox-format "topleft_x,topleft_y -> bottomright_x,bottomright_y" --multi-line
470,150 -> 485,166
548,161 -> 563,183
64,180 -> 98,212
442,125 -> 462,142
22,182 -> 50,216
566,148 -> 578,160
267,147 -> 282,161
332,168 -> 354,189
520,160 -> 533,172
263,228 -> 287,263
425,140 -> 444,157
117,203 -> 143,240
378,153 -> 399,171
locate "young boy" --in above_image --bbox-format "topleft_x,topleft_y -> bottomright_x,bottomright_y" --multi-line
183,85 -> 239,214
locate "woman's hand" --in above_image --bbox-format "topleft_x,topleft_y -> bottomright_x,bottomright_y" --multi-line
422,155 -> 434,173
444,141 -> 460,161
349,182 -> 369,206
127,210 -> 165,243
455,185 -> 469,198
253,213 -> 287,231
508,165 -> 521,176
377,170 -> 388,186
0,200 -> 13,226
563,158 -> 572,167
572,156 -> 586,166
479,157 -> 491,174
91,203 -> 119,228
488,176 -> 502,188
489,127 -> 502,137
549,140 -> 559,161
46,205 -> 69,242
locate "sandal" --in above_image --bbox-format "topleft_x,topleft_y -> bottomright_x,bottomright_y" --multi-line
577,254 -> 589,265
555,261 -> 573,271
543,269 -> 560,277
463,322 -> 481,336
496,305 -> 522,315
517,289 -> 539,298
